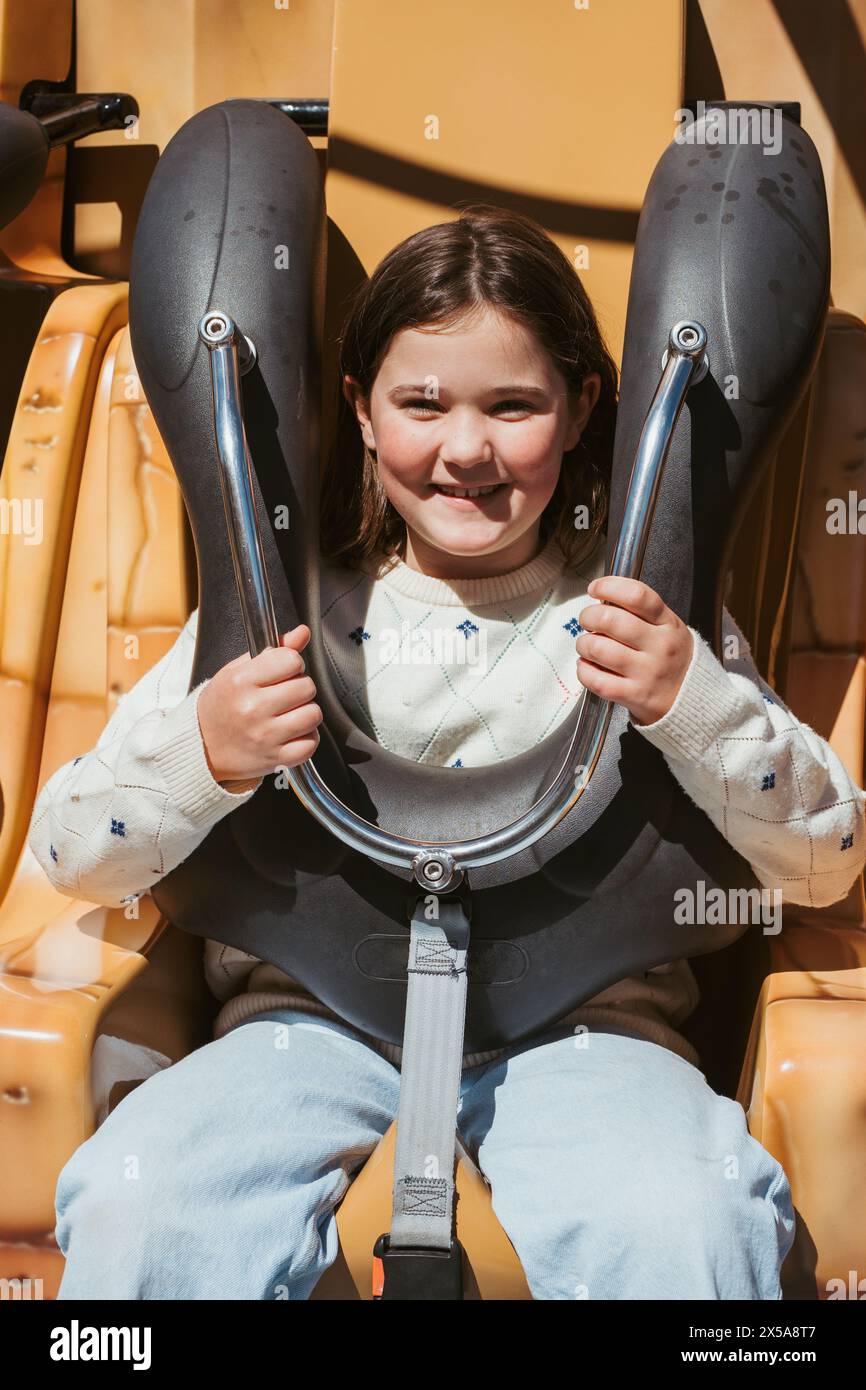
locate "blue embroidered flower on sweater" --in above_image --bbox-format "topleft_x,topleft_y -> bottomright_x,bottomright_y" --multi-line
456,619 -> 479,639
563,616 -> 583,637
50,844 -> 58,863
348,626 -> 370,646
841,833 -> 854,850
452,758 -> 463,768
760,772 -> 776,790
110,818 -> 126,837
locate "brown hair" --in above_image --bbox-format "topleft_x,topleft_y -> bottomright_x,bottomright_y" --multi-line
320,204 -> 619,575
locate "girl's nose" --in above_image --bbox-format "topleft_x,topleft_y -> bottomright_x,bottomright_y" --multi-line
438,412 -> 495,468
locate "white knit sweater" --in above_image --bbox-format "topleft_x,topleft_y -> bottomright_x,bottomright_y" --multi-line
28,533 -> 866,1077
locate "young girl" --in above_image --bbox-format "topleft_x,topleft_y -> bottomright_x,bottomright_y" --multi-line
31,206 -> 865,1301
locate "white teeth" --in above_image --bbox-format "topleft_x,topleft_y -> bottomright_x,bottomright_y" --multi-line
436,484 -> 502,497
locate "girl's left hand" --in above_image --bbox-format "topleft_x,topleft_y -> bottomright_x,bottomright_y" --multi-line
575,576 -> 694,726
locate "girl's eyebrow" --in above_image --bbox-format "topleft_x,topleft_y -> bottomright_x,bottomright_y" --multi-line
386,383 -> 549,399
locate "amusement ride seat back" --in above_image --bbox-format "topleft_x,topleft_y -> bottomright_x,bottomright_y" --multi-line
0,54 -> 141,903
0,12 -> 161,900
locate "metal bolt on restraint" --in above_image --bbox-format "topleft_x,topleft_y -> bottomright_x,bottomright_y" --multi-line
411,849 -> 464,893
660,319 -> 709,385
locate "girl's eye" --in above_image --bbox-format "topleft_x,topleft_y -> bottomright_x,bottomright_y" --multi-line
402,399 -> 535,417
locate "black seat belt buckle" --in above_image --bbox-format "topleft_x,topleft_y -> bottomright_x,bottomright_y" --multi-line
372,1232 -> 464,1300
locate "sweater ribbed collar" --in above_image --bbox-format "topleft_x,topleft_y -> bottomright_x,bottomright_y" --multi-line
367,533 -> 573,608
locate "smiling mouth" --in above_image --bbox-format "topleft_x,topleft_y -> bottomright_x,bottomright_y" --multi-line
430,483 -> 509,499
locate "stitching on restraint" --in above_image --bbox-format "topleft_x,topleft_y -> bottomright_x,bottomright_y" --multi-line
410,937 -> 455,974
398,1176 -> 448,1217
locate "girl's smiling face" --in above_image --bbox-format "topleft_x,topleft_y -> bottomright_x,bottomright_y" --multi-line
344,305 -> 601,580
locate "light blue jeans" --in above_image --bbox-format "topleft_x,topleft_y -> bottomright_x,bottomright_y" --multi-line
54,1008 -> 795,1300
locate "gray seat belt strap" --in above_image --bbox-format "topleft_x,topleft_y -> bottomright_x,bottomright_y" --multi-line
389,899 -> 469,1249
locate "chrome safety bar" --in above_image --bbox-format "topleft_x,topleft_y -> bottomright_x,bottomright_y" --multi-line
198,312 -> 708,891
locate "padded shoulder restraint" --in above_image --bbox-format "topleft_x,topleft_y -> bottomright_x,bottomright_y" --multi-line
129,99 -> 829,1053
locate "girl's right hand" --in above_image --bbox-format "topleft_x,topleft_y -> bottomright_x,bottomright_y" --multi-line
197,624 -> 324,786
